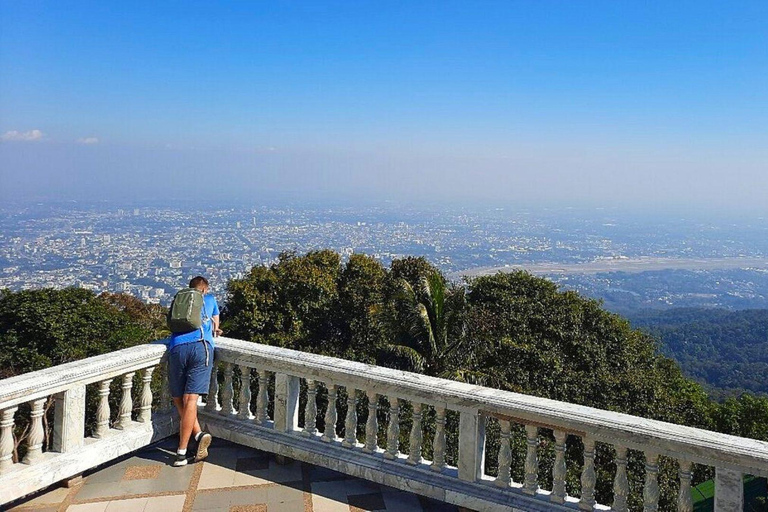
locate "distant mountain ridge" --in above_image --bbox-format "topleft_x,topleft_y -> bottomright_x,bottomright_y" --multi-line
628,308 -> 768,398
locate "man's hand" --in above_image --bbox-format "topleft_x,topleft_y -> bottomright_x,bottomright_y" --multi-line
214,328 -> 223,337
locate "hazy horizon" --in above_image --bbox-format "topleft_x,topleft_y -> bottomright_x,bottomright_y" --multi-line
2,2 -> 767,214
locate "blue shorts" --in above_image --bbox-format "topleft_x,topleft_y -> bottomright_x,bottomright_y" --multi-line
168,341 -> 213,398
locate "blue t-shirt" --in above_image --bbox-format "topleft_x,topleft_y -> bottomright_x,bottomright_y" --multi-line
167,293 -> 220,350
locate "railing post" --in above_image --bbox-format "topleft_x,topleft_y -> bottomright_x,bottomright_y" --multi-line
551,429 -> 567,503
458,408 -> 485,482
94,379 -> 112,438
205,361 -> 219,412
342,388 -> 358,448
22,398 -> 46,464
255,370 -> 269,425
407,402 -> 423,465
302,379 -> 318,437
384,396 -> 400,460
431,405 -> 446,472
579,435 -> 597,511
363,390 -> 378,453
0,406 -> 17,471
613,445 -> 629,512
138,368 -> 154,423
644,451 -> 660,512
238,366 -> 252,420
678,460 -> 693,512
115,372 -> 135,430
52,385 -> 85,452
715,467 -> 743,511
220,363 -> 234,415
494,419 -> 512,487
321,383 -> 338,442
274,373 -> 299,433
523,424 -> 539,494
160,361 -> 173,413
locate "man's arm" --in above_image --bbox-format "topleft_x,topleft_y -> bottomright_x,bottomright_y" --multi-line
212,314 -> 222,337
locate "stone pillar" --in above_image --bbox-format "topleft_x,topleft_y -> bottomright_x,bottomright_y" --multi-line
274,373 -> 300,433
342,388 -> 358,448
407,402 -> 423,465
0,406 -> 18,471
715,467 -> 743,511
612,445 -> 629,512
384,396 -> 400,460
457,408 -> 485,482
579,436 -> 596,510
494,419 -> 512,487
321,383 -> 337,442
220,363 -> 234,415
431,405 -> 446,472
551,430 -> 567,504
23,398 -> 47,464
238,366 -> 252,420
255,370 -> 269,424
94,379 -> 112,438
678,460 -> 693,512
52,385 -> 86,452
115,372 -> 134,430
302,379 -> 318,437
138,368 -> 154,423
362,390 -> 378,453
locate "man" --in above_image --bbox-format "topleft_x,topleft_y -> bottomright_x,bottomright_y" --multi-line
167,276 -> 222,467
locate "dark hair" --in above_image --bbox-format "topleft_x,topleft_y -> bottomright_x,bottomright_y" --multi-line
189,276 -> 209,289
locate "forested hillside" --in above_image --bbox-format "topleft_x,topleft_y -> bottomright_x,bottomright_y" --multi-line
628,308 -> 768,398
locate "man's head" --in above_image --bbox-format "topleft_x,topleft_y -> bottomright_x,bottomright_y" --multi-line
189,276 -> 209,293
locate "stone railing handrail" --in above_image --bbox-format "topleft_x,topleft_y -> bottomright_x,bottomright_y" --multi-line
214,337 -> 768,476
0,342 -> 168,409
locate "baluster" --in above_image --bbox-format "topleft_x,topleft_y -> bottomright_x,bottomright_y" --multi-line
363,390 -> 378,453
551,430 -> 567,503
494,419 -> 512,487
160,362 -> 173,412
255,370 -> 269,425
579,436 -> 597,511
342,388 -> 358,448
115,372 -> 135,429
613,445 -> 629,512
22,398 -> 46,464
644,451 -> 660,512
220,363 -> 234,415
302,379 -> 318,437
523,424 -> 539,494
138,367 -> 154,423
0,407 -> 17,471
238,366 -> 252,420
431,405 -> 446,472
205,361 -> 219,411
384,396 -> 400,460
321,383 -> 338,442
94,379 -> 112,438
678,460 -> 693,512
408,402 -> 423,465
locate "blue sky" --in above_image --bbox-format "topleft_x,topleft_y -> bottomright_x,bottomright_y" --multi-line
1,1 -> 767,211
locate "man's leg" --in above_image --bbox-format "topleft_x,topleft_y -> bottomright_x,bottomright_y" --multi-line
172,397 -> 202,447
176,393 -> 200,451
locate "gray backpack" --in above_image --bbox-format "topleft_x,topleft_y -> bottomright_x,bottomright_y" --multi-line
167,288 -> 206,333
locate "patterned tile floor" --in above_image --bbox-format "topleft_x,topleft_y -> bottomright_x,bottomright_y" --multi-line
6,437 -> 462,512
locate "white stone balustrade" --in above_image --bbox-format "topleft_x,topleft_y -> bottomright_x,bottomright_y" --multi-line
199,337 -> 768,512
0,343 -> 176,506
4,335 -> 768,511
